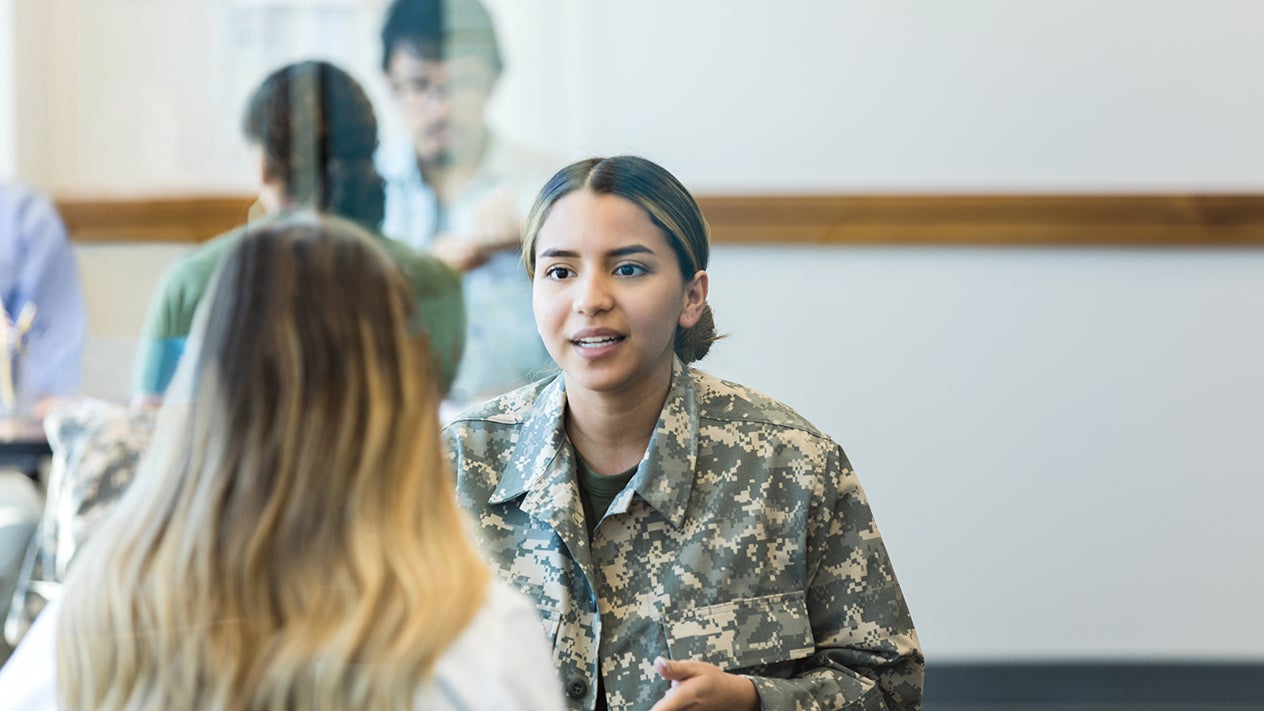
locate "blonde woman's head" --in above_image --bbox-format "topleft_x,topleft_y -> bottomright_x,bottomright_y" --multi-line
56,213 -> 487,711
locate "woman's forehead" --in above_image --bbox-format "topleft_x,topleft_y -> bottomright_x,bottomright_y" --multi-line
536,190 -> 669,253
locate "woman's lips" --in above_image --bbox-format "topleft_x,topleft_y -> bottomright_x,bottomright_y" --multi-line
571,332 -> 625,358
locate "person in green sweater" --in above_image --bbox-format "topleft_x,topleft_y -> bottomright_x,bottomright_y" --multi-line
133,60 -> 464,404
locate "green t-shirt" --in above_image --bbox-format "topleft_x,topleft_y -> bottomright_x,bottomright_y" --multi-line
575,452 -> 637,538
133,216 -> 465,397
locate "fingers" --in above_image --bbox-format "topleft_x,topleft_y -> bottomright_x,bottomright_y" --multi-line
431,237 -> 491,273
649,658 -> 710,711
468,187 -> 521,250
650,658 -> 761,711
654,656 -> 703,682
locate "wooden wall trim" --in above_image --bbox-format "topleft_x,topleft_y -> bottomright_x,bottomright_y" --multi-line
695,195 -> 1264,247
57,194 -> 1264,247
57,195 -> 256,245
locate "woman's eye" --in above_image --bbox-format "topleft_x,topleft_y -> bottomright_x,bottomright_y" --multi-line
614,264 -> 646,277
544,266 -> 573,280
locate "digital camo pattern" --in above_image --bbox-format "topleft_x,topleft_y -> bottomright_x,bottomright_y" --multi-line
4,400 -> 156,645
443,359 -> 923,711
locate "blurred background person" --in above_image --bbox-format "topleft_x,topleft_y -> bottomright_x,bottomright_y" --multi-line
0,214 -> 563,709
132,60 -> 464,406
0,182 -> 84,416
378,0 -> 555,414
0,181 -> 86,661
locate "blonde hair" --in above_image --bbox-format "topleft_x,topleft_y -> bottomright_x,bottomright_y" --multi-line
522,155 -> 720,363
56,214 -> 488,710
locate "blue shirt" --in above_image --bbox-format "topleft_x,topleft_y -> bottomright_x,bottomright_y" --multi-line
0,183 -> 85,405
378,135 -> 557,406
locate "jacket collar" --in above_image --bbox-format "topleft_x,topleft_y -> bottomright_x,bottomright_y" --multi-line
489,373 -> 591,575
491,359 -> 700,531
490,372 -> 569,506
616,358 -> 699,529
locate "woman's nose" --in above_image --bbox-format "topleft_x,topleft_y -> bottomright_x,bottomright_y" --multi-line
573,272 -> 613,315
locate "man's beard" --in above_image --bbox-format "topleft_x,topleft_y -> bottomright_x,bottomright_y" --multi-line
432,148 -> 454,168
417,142 -> 459,170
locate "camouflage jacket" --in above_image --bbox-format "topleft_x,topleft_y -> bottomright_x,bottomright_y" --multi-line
443,360 -> 923,711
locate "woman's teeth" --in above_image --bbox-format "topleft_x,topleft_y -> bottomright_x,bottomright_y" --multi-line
575,336 -> 621,348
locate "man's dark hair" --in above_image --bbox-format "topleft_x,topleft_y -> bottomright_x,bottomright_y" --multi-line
380,0 -> 503,75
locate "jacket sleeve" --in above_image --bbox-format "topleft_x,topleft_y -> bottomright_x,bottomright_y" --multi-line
132,263 -> 194,398
12,190 -> 85,399
748,444 -> 924,710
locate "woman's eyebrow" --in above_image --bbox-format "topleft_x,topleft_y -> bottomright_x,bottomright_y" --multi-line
607,245 -> 654,258
537,244 -> 656,259
537,247 -> 578,259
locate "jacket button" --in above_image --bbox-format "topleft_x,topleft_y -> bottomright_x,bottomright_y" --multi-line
566,677 -> 588,699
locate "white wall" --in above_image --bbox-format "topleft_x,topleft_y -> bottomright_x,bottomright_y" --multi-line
491,0 -> 1264,193
74,243 -> 194,403
4,0 -> 1263,661
14,1 -> 1264,193
8,0 -> 396,193
0,0 -> 15,178
704,246 -> 1264,660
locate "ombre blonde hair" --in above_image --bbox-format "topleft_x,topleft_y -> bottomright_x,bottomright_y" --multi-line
55,214 -> 488,710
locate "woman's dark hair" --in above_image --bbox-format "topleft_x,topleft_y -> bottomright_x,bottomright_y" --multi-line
522,155 -> 721,364
243,61 -> 385,231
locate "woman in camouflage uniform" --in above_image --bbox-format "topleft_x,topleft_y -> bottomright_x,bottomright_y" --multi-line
444,156 -> 924,711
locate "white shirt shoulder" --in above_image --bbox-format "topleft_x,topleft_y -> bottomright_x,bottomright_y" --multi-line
419,577 -> 565,710
0,580 -> 564,711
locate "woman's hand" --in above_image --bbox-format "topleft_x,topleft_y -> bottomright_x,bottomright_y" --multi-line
466,186 -> 521,252
648,657 -> 760,711
430,236 -> 491,273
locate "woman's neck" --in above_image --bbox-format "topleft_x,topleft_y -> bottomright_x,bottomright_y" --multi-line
564,374 -> 673,476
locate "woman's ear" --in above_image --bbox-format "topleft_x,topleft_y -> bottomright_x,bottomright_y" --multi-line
253,145 -> 272,185
254,147 -> 285,213
678,270 -> 709,329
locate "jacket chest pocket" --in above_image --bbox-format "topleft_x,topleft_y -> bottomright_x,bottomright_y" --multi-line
662,590 -> 816,672
536,605 -> 561,649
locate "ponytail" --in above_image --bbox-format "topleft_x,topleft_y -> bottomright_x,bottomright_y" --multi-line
324,157 -> 386,231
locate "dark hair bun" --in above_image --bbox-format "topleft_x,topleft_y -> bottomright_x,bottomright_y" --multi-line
674,304 -> 720,364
